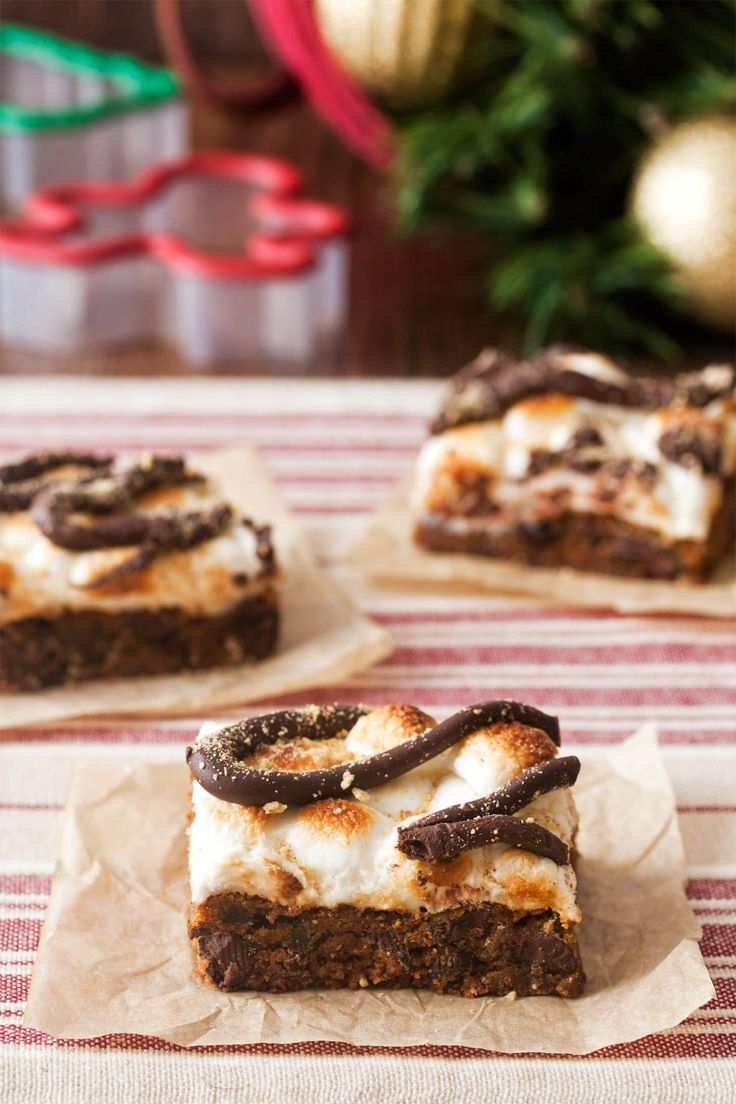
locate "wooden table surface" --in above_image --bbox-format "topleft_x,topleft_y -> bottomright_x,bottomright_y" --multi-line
0,74 -> 730,379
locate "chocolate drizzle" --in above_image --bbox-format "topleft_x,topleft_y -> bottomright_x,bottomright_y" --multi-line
396,756 -> 580,865
527,447 -> 658,491
0,451 -> 112,484
0,451 -> 112,512
17,455 -> 242,587
432,347 -> 735,433
401,756 -> 580,831
187,700 -> 560,807
30,456 -> 207,551
658,426 -> 723,475
399,815 -> 570,865
526,429 -> 608,477
187,706 -> 373,806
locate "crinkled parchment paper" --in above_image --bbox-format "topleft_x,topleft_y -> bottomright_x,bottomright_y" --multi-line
24,727 -> 713,1054
1,447 -> 393,728
347,472 -> 736,617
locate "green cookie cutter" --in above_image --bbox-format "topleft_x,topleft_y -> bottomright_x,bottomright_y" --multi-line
0,22 -> 181,133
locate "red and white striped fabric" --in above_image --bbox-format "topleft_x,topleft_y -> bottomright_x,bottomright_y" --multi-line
1,376 -> 734,1103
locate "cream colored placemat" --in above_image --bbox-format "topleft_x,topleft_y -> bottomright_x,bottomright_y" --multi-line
24,728 -> 713,1055
1,447 -> 393,728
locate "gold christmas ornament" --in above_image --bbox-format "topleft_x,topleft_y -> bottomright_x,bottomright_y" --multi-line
315,0 -> 494,110
631,114 -> 736,331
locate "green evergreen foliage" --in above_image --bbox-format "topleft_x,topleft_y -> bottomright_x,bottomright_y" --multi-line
393,0 -> 735,355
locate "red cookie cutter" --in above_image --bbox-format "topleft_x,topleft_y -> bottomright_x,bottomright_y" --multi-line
0,151 -> 350,365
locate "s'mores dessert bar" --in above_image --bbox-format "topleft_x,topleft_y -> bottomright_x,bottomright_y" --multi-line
187,700 -> 584,998
0,451 -> 279,690
413,347 -> 735,580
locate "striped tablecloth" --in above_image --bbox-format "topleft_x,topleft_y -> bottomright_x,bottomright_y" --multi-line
1,376 -> 735,1104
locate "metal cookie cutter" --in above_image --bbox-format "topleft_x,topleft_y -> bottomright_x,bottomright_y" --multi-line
0,151 -> 350,365
0,23 -> 187,211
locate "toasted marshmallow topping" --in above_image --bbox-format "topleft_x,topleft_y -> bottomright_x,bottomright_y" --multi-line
0,480 -> 273,624
188,705 -> 580,925
414,388 -> 735,543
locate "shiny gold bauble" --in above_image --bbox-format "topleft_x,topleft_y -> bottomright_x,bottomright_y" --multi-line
631,115 -> 736,331
315,0 -> 494,110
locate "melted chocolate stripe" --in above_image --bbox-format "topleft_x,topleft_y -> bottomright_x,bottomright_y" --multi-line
75,544 -> 159,590
210,705 -> 372,757
432,351 -> 735,433
70,509 -> 234,589
186,700 -> 560,807
30,457 -> 223,553
0,452 -> 112,513
33,493 -> 232,555
0,451 -> 111,485
396,814 -> 570,865
187,706 -> 373,805
0,484 -> 44,513
400,756 -> 580,833
658,426 -> 723,475
433,365 -> 668,433
33,489 -> 151,550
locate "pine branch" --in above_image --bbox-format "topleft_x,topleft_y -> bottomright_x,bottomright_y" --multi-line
489,221 -> 683,357
391,0 -> 735,356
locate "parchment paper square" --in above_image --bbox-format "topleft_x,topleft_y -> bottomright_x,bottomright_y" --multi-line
24,728 -> 714,1055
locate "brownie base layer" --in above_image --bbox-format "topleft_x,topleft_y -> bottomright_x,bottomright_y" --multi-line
415,493 -> 734,582
0,589 -> 279,692
189,892 -> 585,998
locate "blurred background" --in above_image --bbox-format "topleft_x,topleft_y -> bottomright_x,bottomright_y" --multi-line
1,0 -> 733,377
